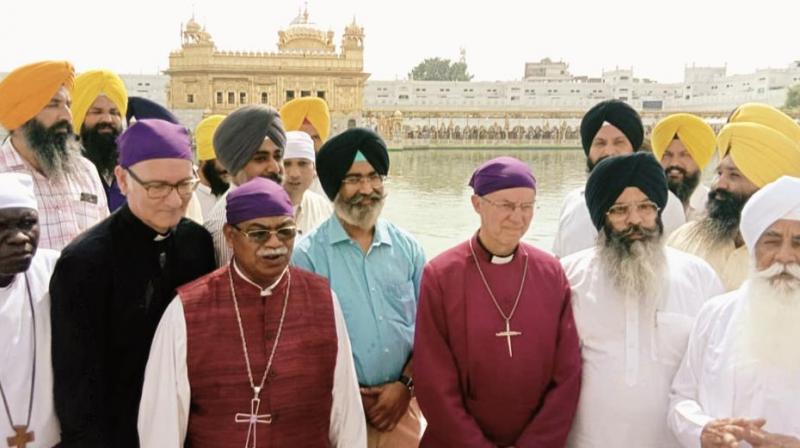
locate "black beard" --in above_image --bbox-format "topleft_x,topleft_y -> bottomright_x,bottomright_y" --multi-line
263,171 -> 283,185
80,123 -> 121,178
21,118 -> 77,178
665,166 -> 701,204
698,188 -> 751,241
201,161 -> 230,197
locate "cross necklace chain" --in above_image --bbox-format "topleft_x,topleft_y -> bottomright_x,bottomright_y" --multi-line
228,265 -> 291,448
468,239 -> 529,358
0,275 -> 36,448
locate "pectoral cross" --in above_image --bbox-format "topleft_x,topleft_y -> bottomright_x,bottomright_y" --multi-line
496,319 -> 522,358
6,425 -> 34,448
234,396 -> 272,448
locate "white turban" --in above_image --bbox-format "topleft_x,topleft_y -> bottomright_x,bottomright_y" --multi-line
0,173 -> 37,210
283,131 -> 315,162
740,176 -> 800,254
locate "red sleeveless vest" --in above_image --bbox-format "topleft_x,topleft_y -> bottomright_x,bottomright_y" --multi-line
178,266 -> 337,447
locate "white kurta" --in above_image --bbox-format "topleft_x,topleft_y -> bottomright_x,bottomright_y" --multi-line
0,249 -> 60,447
552,187 -> 687,258
561,246 -> 724,448
137,290 -> 366,447
667,221 -> 750,292
295,189 -> 333,235
668,284 -> 800,447
308,176 -> 327,199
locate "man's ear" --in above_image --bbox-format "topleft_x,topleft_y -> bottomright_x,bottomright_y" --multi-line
115,166 -> 128,196
471,194 -> 481,213
223,223 -> 236,248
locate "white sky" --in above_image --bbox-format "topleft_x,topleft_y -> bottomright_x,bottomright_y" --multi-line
2,0 -> 798,82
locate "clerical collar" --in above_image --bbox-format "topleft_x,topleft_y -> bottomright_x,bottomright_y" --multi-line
232,261 -> 288,297
118,204 -> 176,242
474,234 -> 517,265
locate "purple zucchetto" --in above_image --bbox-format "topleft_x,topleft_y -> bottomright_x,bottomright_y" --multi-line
468,156 -> 537,196
226,177 -> 294,225
117,119 -> 193,168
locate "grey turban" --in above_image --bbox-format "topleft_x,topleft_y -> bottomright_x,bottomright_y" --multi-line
213,105 -> 286,175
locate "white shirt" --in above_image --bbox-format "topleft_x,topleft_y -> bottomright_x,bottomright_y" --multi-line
668,285 -> 800,447
137,287 -> 366,447
194,183 -> 221,222
0,249 -> 61,447
561,246 -> 723,448
296,189 -> 333,235
552,187 -> 687,258
203,188 -> 231,267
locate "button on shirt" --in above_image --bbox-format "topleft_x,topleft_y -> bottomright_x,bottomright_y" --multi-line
292,216 -> 426,386
0,137 -> 109,250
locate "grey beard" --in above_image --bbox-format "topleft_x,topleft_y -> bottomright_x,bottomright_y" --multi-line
690,216 -> 740,249
598,229 -> 667,301
334,191 -> 386,230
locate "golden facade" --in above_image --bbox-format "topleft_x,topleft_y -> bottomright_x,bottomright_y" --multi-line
166,8 -> 368,123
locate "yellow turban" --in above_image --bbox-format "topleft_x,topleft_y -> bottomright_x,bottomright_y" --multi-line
195,115 -> 226,161
279,97 -> 330,142
0,60 -> 75,131
718,122 -> 800,188
728,103 -> 800,142
651,113 -> 716,169
71,70 -> 128,130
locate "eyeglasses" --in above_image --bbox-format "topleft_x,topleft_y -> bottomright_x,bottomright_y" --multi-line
232,225 -> 298,244
606,201 -> 660,220
341,173 -> 386,188
480,197 -> 535,214
125,168 -> 199,199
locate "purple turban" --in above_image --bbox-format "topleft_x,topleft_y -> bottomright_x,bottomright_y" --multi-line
469,156 -> 537,196
226,177 -> 293,225
117,119 -> 193,168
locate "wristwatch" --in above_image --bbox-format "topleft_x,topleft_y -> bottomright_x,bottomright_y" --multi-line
398,374 -> 414,391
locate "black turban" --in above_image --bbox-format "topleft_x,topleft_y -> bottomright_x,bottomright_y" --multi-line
213,105 -> 286,175
126,97 -> 180,125
584,152 -> 668,230
580,99 -> 644,155
316,127 -> 389,200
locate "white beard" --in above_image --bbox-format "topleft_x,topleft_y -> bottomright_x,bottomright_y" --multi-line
598,233 -> 667,302
737,263 -> 800,370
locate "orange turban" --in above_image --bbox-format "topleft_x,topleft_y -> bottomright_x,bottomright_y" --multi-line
279,97 -> 331,142
0,60 -> 75,131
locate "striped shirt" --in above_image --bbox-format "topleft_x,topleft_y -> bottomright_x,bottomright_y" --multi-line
0,138 -> 109,250
203,188 -> 231,267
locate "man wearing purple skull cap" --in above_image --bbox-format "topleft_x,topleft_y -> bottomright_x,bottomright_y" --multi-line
414,156 -> 582,448
138,176 -> 366,447
50,119 -> 216,447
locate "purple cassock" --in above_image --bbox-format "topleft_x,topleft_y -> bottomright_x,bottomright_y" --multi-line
413,156 -> 581,447
226,177 -> 294,225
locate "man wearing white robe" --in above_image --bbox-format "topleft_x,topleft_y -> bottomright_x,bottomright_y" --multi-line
553,99 -> 685,258
669,176 -> 800,448
561,153 -> 723,447
0,173 -> 60,447
138,176 -> 365,447
282,131 -> 332,235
